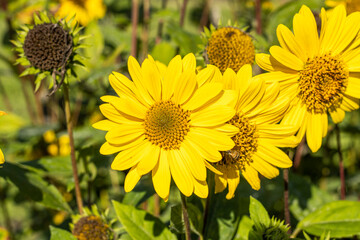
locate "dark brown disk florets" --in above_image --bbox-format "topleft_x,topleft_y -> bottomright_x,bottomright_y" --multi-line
23,23 -> 73,71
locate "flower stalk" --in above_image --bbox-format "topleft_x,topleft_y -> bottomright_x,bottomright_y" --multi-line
335,124 -> 346,200
63,82 -> 84,214
180,192 -> 192,240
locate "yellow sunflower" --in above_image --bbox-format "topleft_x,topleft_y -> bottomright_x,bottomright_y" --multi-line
56,0 -> 106,26
202,65 -> 297,199
255,5 -> 360,153
0,111 -> 6,164
93,54 -> 238,200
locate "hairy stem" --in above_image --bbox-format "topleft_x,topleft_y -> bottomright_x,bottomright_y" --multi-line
180,192 -> 192,240
63,83 -> 83,214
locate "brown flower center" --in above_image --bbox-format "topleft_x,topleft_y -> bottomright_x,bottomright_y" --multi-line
218,113 -> 258,170
206,27 -> 255,73
72,216 -> 110,240
23,23 -> 72,71
298,54 -> 348,114
144,100 -> 190,150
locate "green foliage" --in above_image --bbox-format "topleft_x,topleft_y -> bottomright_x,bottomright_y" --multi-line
0,162 -> 72,212
113,200 -> 177,240
294,201 -> 360,238
49,226 -> 77,240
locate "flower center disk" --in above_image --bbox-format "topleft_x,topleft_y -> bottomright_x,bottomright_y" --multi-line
218,113 -> 258,170
206,27 -> 255,73
298,54 -> 348,114
144,100 -> 191,150
23,23 -> 72,71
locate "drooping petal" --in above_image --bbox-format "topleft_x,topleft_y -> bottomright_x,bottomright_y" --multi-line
152,150 -> 171,199
136,143 -> 161,175
124,166 -> 141,192
241,166 -> 260,190
306,113 -> 324,153
251,154 -> 279,179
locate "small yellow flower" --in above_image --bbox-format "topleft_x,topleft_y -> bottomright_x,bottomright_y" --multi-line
43,130 -> 57,143
203,65 -> 297,199
93,54 -> 238,200
256,5 -> 360,152
56,0 -> 106,26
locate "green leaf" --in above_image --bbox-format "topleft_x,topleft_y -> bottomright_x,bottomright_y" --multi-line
203,183 -> 249,240
122,176 -> 155,206
249,196 -> 270,231
295,201 -> 360,238
150,42 -> 176,65
50,226 -> 77,240
233,215 -> 254,240
113,200 -> 177,240
0,162 -> 72,213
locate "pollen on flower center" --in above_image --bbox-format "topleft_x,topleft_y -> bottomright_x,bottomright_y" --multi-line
144,100 -> 191,150
298,54 -> 348,114
218,113 -> 258,170
206,27 -> 255,73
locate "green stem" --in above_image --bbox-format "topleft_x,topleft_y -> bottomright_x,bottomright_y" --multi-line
335,124 -> 346,200
180,192 -> 192,240
63,83 -> 83,214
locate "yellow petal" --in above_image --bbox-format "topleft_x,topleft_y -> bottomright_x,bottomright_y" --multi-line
345,77 -> 360,98
141,58 -> 162,102
188,128 -> 235,151
329,107 -> 345,124
101,135 -> 145,154
255,142 -> 293,168
180,141 -> 207,181
211,124 -> 239,137
99,103 -> 142,124
221,68 -> 238,90
193,179 -> 208,198
196,65 -> 216,86
172,70 -> 197,105
276,24 -> 307,62
109,72 -> 136,99
184,137 -> 222,162
163,55 -> 182,100
168,150 -> 194,197
92,120 -> 119,131
109,97 -> 147,120
225,167 -> 240,199
320,5 -> 346,54
136,143 -> 161,175
269,46 -> 304,71
214,167 -> 227,194
293,5 -> 319,58
204,161 -> 223,175
111,140 -> 148,170
0,149 -> 4,164
341,94 -> 360,111
237,78 -> 266,114
182,53 -> 196,71
105,124 -> 144,145
306,113 -> 324,153
251,154 -> 279,179
183,82 -> 223,110
191,105 -> 235,127
128,56 -> 154,105
152,150 -> 171,199
124,166 -> 141,192
241,166 -> 260,190
332,12 -> 360,55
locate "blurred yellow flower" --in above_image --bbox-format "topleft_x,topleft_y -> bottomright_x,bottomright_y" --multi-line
256,5 -> 360,152
43,130 -> 57,143
326,0 -> 360,14
204,65 -> 296,199
56,0 -> 106,26
93,54 -> 238,200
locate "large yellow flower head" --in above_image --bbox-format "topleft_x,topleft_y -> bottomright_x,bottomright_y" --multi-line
256,5 -> 360,152
0,111 -> 7,164
56,0 -> 106,26
93,54 -> 238,200
203,65 -> 297,199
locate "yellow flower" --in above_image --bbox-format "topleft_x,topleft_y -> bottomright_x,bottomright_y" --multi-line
204,65 -> 297,199
0,111 -> 6,164
56,0 -> 106,26
93,54 -> 238,200
326,0 -> 360,14
255,5 -> 360,152
204,26 -> 255,73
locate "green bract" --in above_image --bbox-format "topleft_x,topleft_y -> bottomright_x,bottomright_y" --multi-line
12,12 -> 86,93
